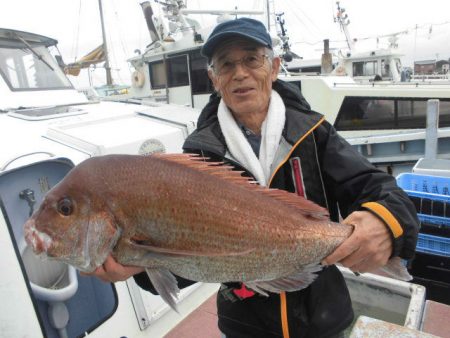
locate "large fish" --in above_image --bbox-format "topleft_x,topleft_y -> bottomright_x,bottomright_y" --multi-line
24,154 -> 411,310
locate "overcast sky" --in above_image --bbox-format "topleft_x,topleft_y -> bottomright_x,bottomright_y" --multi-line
1,0 -> 449,87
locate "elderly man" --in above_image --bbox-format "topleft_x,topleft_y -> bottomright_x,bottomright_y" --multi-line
91,18 -> 418,338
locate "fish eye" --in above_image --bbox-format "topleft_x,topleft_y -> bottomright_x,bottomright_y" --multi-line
57,198 -> 73,216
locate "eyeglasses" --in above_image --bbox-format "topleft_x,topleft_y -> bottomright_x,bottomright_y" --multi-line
210,53 -> 270,75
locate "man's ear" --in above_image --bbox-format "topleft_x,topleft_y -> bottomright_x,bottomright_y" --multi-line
208,69 -> 220,93
271,57 -> 281,82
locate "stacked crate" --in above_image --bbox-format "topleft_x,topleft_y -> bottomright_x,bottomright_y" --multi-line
396,173 -> 450,305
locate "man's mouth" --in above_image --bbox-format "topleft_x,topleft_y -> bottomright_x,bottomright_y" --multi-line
233,87 -> 254,94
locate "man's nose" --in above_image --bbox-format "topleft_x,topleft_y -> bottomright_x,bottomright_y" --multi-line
232,61 -> 249,78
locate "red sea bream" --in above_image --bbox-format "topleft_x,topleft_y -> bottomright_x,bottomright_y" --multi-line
24,154 -> 410,310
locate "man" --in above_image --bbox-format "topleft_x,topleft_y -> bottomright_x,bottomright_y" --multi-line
90,18 -> 419,338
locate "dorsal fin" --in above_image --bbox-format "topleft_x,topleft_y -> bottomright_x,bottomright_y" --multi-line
152,153 -> 329,220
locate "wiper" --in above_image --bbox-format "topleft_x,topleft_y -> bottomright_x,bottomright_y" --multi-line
11,32 -> 54,71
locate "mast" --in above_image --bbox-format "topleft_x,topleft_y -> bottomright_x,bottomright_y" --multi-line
265,0 -> 278,32
98,0 -> 113,85
334,1 -> 354,52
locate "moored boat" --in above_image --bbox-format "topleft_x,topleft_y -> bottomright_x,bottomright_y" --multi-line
1,4 -> 450,337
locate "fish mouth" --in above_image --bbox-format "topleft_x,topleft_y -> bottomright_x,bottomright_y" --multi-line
23,219 -> 96,272
24,219 -> 53,256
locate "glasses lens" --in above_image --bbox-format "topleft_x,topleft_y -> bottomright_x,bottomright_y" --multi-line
215,54 -> 266,75
218,60 -> 234,74
244,54 -> 264,69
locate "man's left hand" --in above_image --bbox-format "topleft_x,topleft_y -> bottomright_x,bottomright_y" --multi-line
80,255 -> 145,283
322,210 -> 393,273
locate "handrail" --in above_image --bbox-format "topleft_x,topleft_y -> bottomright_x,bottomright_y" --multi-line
1,152 -> 55,171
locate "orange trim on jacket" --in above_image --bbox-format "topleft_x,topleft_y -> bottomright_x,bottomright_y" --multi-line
270,116 -> 325,338
269,116 -> 325,187
280,292 -> 290,338
361,202 -> 404,238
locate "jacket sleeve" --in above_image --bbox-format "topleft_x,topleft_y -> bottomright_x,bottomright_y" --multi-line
315,120 -> 419,259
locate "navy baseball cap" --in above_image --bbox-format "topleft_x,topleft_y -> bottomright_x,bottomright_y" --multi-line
201,17 -> 272,60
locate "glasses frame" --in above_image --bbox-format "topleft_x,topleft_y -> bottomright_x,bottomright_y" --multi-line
210,53 -> 270,76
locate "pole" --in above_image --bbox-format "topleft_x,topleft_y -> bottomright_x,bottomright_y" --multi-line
413,24 -> 418,78
98,0 -> 113,85
425,99 -> 439,160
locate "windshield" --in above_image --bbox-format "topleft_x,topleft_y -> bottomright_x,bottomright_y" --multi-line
0,45 -> 72,90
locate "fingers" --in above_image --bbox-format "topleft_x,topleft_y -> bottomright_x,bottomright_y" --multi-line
322,210 -> 393,274
321,236 -> 360,266
336,245 -> 363,269
80,255 -> 145,283
340,249 -> 389,273
322,215 -> 361,265
350,251 -> 389,273
96,256 -> 119,283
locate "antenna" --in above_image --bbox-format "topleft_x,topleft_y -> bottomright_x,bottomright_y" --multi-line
275,12 -> 293,62
334,1 -> 354,52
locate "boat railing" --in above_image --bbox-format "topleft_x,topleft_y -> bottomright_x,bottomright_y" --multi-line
411,74 -> 450,81
332,81 -> 450,88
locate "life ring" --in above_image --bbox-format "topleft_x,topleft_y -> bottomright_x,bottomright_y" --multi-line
132,70 -> 145,88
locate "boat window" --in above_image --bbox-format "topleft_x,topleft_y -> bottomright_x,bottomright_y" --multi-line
335,97 -> 450,130
381,59 -> 390,77
149,60 -> 167,89
0,45 -> 72,91
167,55 -> 189,87
353,62 -> 364,76
364,61 -> 377,76
189,50 -> 213,95
353,61 -> 378,77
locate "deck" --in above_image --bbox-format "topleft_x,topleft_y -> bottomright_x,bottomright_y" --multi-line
165,293 -> 450,338
165,294 -> 220,338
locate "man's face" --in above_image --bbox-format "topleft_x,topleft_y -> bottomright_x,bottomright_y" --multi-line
208,40 -> 280,118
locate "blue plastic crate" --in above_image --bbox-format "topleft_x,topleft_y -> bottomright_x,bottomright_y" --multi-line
397,173 -> 450,197
419,214 -> 450,227
416,233 -> 450,257
396,173 -> 450,227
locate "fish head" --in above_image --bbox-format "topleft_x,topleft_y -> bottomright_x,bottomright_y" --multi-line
23,171 -> 121,273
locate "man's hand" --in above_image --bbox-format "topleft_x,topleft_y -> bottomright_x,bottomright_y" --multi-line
322,210 -> 393,273
81,255 -> 145,283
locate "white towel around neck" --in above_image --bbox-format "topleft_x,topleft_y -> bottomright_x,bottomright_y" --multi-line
217,90 -> 286,186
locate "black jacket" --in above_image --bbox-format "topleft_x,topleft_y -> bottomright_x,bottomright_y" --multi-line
135,80 -> 419,338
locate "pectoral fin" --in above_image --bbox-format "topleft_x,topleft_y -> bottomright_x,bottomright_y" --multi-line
145,267 -> 180,313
